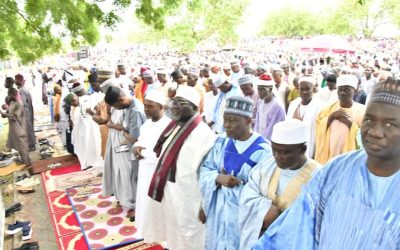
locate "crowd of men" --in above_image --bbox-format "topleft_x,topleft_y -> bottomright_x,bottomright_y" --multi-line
1,42 -> 400,249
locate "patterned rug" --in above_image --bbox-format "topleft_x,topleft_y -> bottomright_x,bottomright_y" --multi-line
68,184 -> 142,250
41,165 -> 163,250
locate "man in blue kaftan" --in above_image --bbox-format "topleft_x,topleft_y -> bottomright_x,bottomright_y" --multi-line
199,96 -> 272,250
253,77 -> 400,250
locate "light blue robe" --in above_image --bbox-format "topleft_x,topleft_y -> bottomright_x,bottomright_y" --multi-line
253,149 -> 400,250
239,157 -> 320,250
199,133 -> 272,250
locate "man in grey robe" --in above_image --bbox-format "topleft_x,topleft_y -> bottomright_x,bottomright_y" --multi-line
15,74 -> 36,151
104,86 -> 146,219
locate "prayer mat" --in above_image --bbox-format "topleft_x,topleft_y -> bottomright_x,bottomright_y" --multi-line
53,168 -> 102,191
42,164 -> 162,250
67,184 -> 143,250
41,164 -> 88,250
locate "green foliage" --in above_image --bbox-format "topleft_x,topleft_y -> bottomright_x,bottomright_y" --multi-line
0,0 -> 130,64
260,8 -> 323,37
260,0 -> 400,38
131,0 -> 248,52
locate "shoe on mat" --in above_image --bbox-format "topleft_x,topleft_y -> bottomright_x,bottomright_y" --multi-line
6,221 -> 32,234
16,178 -> 40,188
5,203 -> 22,217
22,225 -> 32,241
12,241 -> 39,250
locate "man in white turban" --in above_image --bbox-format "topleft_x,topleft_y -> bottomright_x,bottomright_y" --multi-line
239,119 -> 321,249
133,90 -> 171,237
142,86 -> 216,250
315,74 -> 366,164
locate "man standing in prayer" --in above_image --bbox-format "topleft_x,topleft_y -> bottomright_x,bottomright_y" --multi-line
230,60 -> 244,86
132,90 -> 171,237
70,82 -> 104,171
1,88 -> 31,167
199,96 -> 272,250
15,74 -> 35,151
187,67 -> 206,114
272,68 -> 290,110
315,74 -> 366,164
203,79 -> 219,131
287,77 -> 321,158
104,86 -> 146,218
212,75 -> 242,134
316,73 -> 338,108
142,86 -> 215,250
116,64 -> 133,94
253,77 -> 400,249
240,119 -> 321,249
238,74 -> 259,124
254,75 -> 285,141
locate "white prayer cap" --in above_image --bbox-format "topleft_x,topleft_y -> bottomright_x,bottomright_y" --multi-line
299,76 -> 317,85
223,64 -> 231,70
238,74 -> 253,85
175,86 -> 201,107
271,64 -> 282,72
230,60 -> 240,67
143,70 -> 153,78
188,67 -> 200,77
271,119 -> 307,145
337,74 -> 358,89
145,89 -> 166,106
157,68 -> 168,75
212,74 -> 227,88
100,78 -> 118,93
257,79 -> 274,87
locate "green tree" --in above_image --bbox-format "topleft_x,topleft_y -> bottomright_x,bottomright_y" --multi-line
0,0 -> 205,64
131,0 -> 248,52
260,8 -> 324,37
332,0 -> 400,37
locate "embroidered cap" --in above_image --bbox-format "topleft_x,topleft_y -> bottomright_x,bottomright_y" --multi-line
238,74 -> 253,85
271,119 -> 307,145
369,77 -> 400,107
224,96 -> 254,118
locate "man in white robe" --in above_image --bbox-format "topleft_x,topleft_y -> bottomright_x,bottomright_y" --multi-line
142,86 -> 215,250
132,90 -> 171,236
70,82 -> 103,170
199,96 -> 272,250
211,75 -> 242,134
239,120 -> 321,249
287,77 -> 321,158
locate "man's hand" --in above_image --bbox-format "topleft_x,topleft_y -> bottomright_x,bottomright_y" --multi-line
216,174 -> 241,188
262,205 -> 282,230
327,110 -> 352,128
132,146 -> 145,160
86,108 -> 94,116
54,114 -> 60,122
198,207 -> 206,224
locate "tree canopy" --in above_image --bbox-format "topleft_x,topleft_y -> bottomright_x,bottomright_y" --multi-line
0,0 -> 399,64
260,0 -> 400,38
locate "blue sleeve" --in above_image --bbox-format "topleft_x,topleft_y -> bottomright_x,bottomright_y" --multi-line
251,157 -> 340,250
199,137 -> 225,215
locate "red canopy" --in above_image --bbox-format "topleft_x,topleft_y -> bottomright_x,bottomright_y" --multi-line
300,35 -> 356,54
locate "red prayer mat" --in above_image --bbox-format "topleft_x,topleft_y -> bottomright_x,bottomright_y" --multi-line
41,164 -> 162,250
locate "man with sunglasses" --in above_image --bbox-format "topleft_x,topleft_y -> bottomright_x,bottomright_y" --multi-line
142,86 -> 215,250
